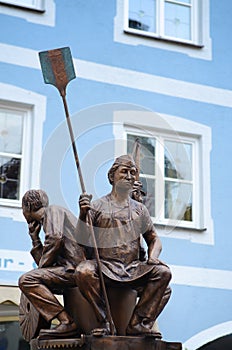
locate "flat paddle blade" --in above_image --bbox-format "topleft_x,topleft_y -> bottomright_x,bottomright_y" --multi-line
39,47 -> 76,95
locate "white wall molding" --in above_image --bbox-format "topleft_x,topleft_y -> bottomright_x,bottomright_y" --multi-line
171,265 -> 232,290
1,251 -> 232,290
1,44 -> 232,108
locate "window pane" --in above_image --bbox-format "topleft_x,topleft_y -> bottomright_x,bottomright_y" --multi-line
164,2 -> 191,40
128,0 -> 156,32
0,157 -> 21,200
165,181 -> 192,221
127,134 -> 155,175
0,111 -> 23,154
140,177 -> 155,217
164,140 -> 192,180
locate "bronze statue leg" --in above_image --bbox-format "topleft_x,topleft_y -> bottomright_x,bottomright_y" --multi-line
75,260 -> 107,325
155,285 -> 172,319
127,264 -> 171,335
18,267 -> 76,322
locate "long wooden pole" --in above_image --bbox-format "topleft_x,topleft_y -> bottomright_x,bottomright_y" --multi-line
39,47 -> 115,335
61,91 -> 115,335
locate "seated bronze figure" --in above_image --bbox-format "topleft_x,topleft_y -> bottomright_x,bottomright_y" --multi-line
19,189 -> 85,339
76,155 -> 171,337
18,155 -> 178,350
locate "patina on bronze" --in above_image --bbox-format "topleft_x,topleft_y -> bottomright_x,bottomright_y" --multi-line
76,155 -> 172,338
30,336 -> 182,350
18,47 -> 182,350
39,47 -> 84,191
39,47 -> 116,335
18,189 -> 86,339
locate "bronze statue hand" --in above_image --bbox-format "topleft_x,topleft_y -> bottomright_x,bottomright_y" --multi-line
79,192 -> 93,220
147,257 -> 169,268
147,257 -> 160,265
28,220 -> 41,241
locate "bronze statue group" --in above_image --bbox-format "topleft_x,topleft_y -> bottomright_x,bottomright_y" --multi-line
19,154 -> 172,340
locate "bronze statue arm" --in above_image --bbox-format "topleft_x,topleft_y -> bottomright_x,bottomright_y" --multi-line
28,221 -> 43,265
78,193 -> 93,221
76,194 -> 95,249
30,243 -> 43,266
143,230 -> 162,264
38,232 -> 63,268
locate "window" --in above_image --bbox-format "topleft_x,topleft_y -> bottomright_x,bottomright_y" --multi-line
0,108 -> 24,202
127,131 -> 195,228
0,83 -> 45,220
113,110 -> 213,244
126,0 -> 201,45
114,0 -> 211,60
0,0 -> 45,12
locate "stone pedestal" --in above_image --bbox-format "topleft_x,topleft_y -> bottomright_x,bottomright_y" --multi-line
30,335 -> 182,350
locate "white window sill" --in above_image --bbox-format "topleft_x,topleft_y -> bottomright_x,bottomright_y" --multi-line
155,220 -> 214,245
0,0 -> 55,26
154,222 -> 207,233
0,199 -> 21,208
124,29 -> 204,49
0,205 -> 24,221
0,1 -> 45,12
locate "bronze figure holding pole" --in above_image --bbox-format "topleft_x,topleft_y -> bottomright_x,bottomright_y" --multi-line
18,46 -> 182,350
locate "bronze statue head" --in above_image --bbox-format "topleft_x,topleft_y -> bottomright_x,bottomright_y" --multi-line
107,155 -> 138,185
22,189 -> 49,212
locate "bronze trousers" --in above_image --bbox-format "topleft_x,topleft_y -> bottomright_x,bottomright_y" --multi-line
18,266 -> 77,322
76,260 -> 171,329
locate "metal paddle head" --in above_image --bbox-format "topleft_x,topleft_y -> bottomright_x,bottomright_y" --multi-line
39,47 -> 76,96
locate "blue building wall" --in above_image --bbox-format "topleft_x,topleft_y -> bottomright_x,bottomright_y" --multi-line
0,1 -> 232,349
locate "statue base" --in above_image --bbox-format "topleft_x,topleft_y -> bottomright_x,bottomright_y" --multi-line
30,335 -> 182,350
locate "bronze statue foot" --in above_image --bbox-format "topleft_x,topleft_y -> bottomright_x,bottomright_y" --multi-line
144,331 -> 162,339
38,322 -> 78,339
126,325 -> 162,339
90,327 -> 110,337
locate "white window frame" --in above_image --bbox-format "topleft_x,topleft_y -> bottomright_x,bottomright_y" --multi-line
0,106 -> 29,207
126,127 -> 198,229
114,0 -> 212,60
113,110 -> 214,245
125,0 -> 201,46
0,0 -> 44,12
0,83 -> 46,221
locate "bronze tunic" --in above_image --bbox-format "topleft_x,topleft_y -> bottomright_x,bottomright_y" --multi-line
31,205 -> 85,270
89,194 -> 155,282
